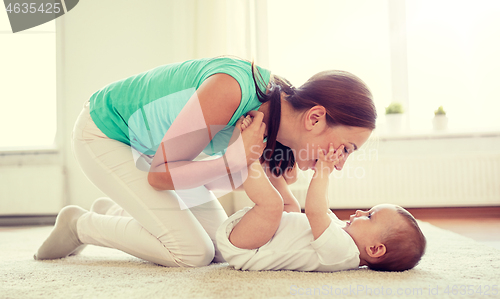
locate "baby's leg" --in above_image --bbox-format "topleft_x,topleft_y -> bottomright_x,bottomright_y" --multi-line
228,188 -> 283,249
228,115 -> 283,249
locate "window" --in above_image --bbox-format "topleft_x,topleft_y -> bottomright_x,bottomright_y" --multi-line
406,0 -> 500,131
0,11 -> 56,148
267,0 -> 500,133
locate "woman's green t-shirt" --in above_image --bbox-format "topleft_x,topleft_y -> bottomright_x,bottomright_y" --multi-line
89,57 -> 271,156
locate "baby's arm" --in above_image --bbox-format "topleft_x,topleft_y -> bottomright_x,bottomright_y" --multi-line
305,144 -> 343,240
238,115 -> 300,212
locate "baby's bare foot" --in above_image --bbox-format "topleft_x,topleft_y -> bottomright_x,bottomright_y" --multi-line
240,115 -> 252,131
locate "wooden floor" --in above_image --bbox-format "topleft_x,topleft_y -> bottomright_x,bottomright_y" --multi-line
423,218 -> 500,249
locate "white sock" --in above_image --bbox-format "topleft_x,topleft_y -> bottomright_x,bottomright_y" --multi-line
34,205 -> 88,260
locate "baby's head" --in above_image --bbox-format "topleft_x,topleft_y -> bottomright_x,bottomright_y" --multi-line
343,204 -> 426,272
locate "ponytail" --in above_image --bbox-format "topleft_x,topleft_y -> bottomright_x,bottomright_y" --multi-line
251,62 -> 296,177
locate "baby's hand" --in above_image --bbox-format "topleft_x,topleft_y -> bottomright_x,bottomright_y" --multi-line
315,143 -> 342,175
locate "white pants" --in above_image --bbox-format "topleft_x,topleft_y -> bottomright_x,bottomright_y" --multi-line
71,100 -> 228,267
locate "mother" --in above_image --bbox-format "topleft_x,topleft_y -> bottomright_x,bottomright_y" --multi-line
34,56 -> 376,267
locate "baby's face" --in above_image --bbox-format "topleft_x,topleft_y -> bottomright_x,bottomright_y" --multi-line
342,204 -> 404,245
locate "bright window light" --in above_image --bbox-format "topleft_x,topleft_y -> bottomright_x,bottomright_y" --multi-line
0,11 -> 56,148
267,0 -> 391,129
406,0 -> 500,131
267,0 -> 500,133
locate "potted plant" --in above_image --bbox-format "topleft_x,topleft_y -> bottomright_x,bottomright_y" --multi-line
433,106 -> 448,131
385,102 -> 404,133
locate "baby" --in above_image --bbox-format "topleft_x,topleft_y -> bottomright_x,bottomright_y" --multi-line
215,116 -> 426,272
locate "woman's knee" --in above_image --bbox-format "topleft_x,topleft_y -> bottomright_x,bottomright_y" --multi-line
169,242 -> 215,268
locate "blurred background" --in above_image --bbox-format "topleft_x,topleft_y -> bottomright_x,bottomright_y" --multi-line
0,0 -> 499,220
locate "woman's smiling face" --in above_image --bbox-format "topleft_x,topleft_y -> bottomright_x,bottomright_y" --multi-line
292,124 -> 372,171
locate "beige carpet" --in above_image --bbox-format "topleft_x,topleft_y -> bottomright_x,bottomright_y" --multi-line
1,221 -> 499,299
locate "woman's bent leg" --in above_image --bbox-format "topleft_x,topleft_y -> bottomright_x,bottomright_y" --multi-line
70,103 -> 215,267
177,188 -> 228,263
90,191 -> 228,263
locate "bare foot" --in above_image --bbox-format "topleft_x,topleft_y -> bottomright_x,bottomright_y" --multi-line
240,115 -> 252,131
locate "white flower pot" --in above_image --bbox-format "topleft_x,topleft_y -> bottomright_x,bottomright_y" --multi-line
385,114 -> 403,133
433,115 -> 448,131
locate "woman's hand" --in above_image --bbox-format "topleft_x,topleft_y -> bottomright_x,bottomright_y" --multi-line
242,110 -> 267,165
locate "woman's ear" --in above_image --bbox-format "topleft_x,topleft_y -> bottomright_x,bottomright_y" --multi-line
304,106 -> 326,131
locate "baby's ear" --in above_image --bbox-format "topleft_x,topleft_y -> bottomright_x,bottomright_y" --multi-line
365,243 -> 386,258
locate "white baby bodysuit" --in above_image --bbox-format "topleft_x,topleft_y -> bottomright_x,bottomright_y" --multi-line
216,207 -> 360,272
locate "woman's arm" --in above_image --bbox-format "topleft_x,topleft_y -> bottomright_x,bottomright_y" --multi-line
148,74 -> 267,190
